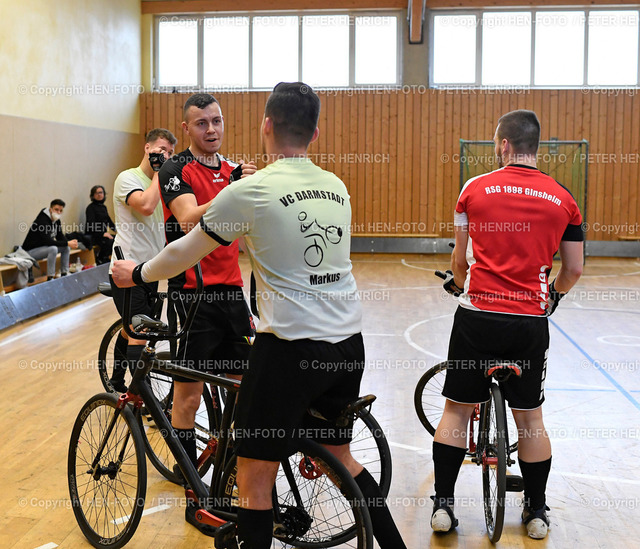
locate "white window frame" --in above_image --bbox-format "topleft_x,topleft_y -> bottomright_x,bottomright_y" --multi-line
154,11 -> 402,91
429,7 -> 640,88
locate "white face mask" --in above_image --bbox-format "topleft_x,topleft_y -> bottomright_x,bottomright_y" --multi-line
51,212 -> 61,221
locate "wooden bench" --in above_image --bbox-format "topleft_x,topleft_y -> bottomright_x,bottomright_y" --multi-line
0,248 -> 96,294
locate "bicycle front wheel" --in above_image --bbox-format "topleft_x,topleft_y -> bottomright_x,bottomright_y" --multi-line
140,381 -> 219,483
68,393 -> 146,549
480,383 -> 507,543
350,409 -> 392,497
217,439 -> 373,548
414,361 -> 448,435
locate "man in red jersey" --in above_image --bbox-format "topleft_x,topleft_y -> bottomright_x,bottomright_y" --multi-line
158,93 -> 256,535
431,110 -> 583,539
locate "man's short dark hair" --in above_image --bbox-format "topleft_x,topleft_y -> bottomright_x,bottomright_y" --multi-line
145,128 -> 177,146
183,93 -> 219,121
264,82 -> 320,148
496,110 -> 540,155
90,185 -> 106,199
50,199 -> 65,208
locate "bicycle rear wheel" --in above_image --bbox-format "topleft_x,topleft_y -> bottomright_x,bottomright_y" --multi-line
350,409 -> 392,497
140,381 -> 220,483
217,439 -> 373,548
480,383 -> 507,543
68,393 -> 146,549
414,361 -> 447,435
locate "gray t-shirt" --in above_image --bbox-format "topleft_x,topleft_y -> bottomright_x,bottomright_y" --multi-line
201,157 -> 362,343
110,167 -> 165,268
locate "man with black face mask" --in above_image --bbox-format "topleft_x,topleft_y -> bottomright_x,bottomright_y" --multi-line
85,185 -> 116,264
22,198 -> 78,280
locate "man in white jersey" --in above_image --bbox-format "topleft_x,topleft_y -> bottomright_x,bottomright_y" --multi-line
113,82 -> 406,549
108,128 -> 177,392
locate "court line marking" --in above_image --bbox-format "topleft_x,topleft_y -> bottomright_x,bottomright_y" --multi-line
403,314 -> 451,361
33,544 -> 58,549
112,503 -> 171,525
388,441 -> 429,455
550,319 -> 640,413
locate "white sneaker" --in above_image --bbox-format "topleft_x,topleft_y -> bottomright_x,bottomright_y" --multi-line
430,496 -> 458,533
522,505 -> 550,539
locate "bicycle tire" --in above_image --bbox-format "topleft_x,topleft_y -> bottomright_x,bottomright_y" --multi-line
351,409 -> 392,497
97,320 -> 175,395
414,361 -> 448,436
140,382 -> 220,483
217,439 -> 373,548
68,392 -> 147,549
97,319 -> 125,393
480,383 -> 507,544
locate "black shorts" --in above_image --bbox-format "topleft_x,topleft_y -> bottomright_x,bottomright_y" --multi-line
109,275 -> 159,323
172,285 -> 254,381
443,306 -> 549,410
234,332 -> 365,461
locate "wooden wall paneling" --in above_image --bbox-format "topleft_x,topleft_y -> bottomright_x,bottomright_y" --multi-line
372,92 -> 382,226
630,94 -> 640,234
612,93 -> 624,239
419,92 -> 431,233
434,92 -> 446,228
380,92 -> 390,228
596,93 -> 607,239
159,92 -> 168,133
411,92 -> 422,231
362,92 -> 372,225
140,89 -> 637,240
620,92 -> 632,235
427,91 -> 438,232
404,91 -> 414,229
443,92 -> 454,228
387,91 -> 398,234
357,92 -> 366,230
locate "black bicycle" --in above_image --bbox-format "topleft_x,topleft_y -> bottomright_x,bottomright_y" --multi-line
69,258 -> 380,548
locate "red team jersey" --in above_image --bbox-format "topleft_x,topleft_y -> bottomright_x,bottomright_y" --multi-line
456,164 -> 583,316
159,149 -> 243,290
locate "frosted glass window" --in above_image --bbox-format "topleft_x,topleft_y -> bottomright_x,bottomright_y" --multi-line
204,17 -> 249,88
588,11 -> 639,85
252,16 -> 299,89
535,12 -> 585,86
302,15 -> 349,87
355,16 -> 398,84
482,12 -> 532,85
433,15 -> 477,84
158,19 -> 198,87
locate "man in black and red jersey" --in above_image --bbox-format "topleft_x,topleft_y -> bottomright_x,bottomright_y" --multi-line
430,110 -> 584,539
157,93 -> 256,535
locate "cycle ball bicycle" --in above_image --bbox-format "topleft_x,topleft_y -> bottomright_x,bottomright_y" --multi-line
68,256 -> 378,548
97,285 -> 392,496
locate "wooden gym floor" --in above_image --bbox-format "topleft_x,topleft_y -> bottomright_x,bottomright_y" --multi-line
1,253 -> 639,549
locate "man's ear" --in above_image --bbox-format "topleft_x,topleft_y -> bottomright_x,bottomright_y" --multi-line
309,127 -> 319,144
262,116 -> 273,136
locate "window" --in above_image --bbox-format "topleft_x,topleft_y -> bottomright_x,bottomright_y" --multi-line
157,19 -> 198,87
203,17 -> 250,88
155,12 -> 400,90
432,15 -> 476,84
430,8 -> 640,87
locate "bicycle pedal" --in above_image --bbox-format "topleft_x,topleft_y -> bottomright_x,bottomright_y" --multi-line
506,474 -> 524,492
214,521 -> 237,547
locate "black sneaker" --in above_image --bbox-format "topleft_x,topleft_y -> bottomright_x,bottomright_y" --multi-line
110,379 -> 127,393
185,500 -> 218,538
430,495 -> 458,532
522,505 -> 550,539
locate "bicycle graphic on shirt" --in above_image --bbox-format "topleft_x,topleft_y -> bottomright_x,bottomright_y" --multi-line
299,211 -> 343,267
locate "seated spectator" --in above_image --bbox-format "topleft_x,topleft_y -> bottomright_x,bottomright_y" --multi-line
85,185 -> 116,264
22,199 -> 78,280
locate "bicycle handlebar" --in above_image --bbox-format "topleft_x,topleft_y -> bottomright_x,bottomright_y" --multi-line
114,245 -> 203,342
